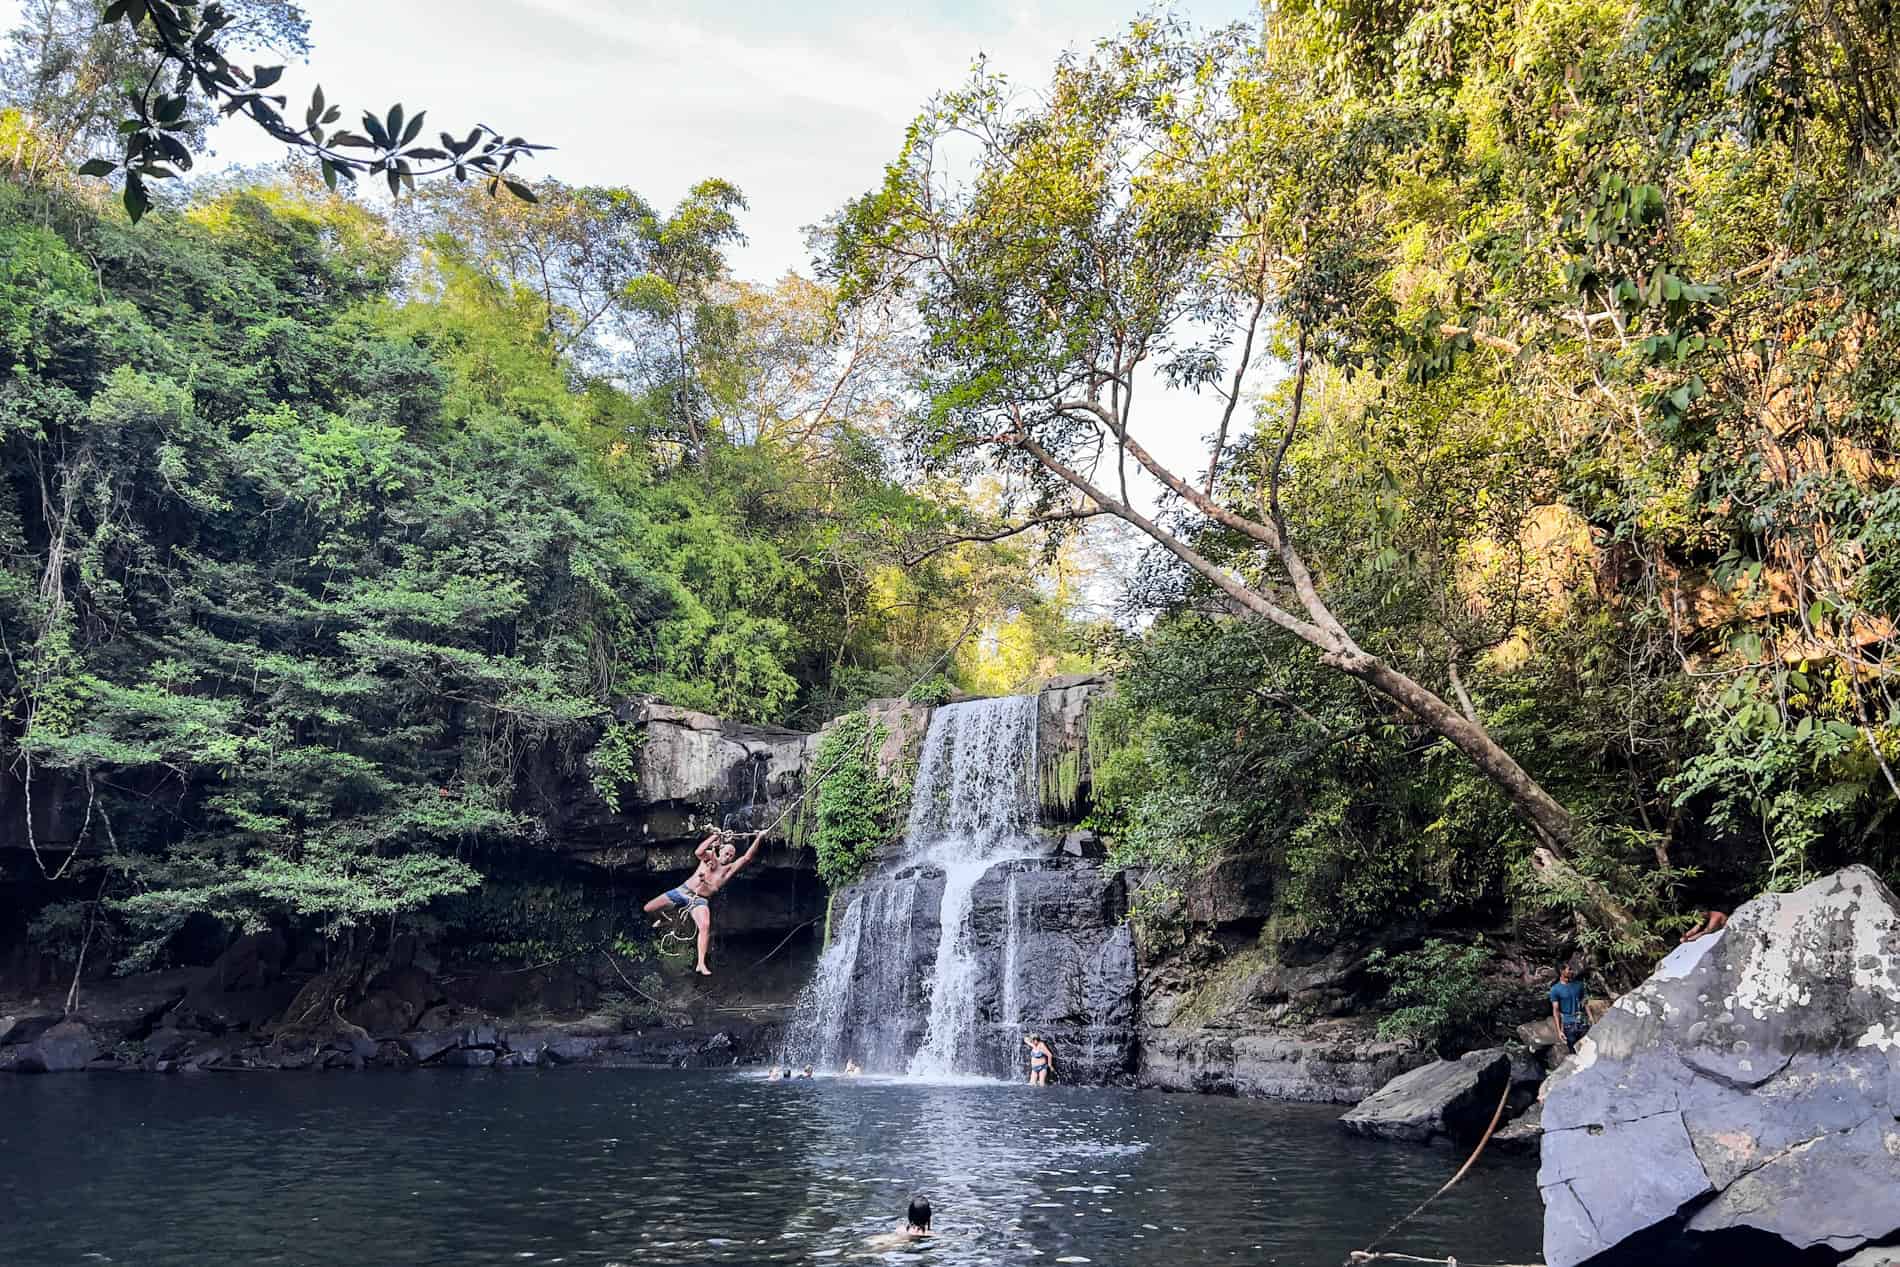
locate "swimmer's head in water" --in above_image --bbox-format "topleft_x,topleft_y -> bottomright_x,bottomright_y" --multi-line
907,1196 -> 931,1232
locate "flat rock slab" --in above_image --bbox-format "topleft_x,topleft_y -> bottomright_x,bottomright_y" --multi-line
1340,1047 -> 1509,1144
1540,865 -> 1900,1267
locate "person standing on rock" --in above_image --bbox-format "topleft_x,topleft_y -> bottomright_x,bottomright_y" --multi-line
1549,961 -> 1590,1051
643,828 -> 765,976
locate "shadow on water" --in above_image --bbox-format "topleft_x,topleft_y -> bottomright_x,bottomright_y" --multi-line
0,1070 -> 1544,1266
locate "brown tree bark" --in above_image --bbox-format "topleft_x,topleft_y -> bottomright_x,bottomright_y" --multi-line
998,334 -> 1641,938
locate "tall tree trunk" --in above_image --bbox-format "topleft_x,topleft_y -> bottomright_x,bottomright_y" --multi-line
1011,368 -> 1644,939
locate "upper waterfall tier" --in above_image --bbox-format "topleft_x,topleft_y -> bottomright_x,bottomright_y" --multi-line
902,694 -> 1040,847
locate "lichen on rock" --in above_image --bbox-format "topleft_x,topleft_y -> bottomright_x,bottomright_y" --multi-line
1540,865 -> 1900,1267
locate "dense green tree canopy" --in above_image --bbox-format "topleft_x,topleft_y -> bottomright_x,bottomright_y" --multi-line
836,0 -> 1900,959
5,0 -> 1898,994
0,120 -> 1086,968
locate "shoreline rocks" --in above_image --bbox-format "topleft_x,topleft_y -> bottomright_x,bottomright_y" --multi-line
2,1012 -> 782,1075
1138,1024 -> 1427,1103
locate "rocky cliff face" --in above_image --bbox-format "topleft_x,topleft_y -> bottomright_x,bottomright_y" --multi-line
6,679 -> 1422,1097
520,697 -> 811,857
800,852 -> 1139,1081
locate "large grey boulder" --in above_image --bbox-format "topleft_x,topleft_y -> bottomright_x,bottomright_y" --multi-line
11,1020 -> 101,1073
633,700 -> 807,811
1540,865 -> 1900,1267
1340,1047 -> 1510,1144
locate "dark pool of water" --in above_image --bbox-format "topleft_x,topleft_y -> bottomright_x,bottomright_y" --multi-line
0,1070 -> 1543,1265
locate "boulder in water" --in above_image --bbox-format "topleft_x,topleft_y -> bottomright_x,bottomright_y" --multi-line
1540,865 -> 1900,1267
11,1020 -> 101,1073
1340,1047 -> 1510,1144
1492,1099 -> 1543,1153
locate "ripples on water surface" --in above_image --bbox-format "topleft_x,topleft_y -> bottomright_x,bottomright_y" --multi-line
0,1070 -> 1543,1265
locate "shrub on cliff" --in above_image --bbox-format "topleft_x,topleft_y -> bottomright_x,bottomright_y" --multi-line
802,711 -> 899,889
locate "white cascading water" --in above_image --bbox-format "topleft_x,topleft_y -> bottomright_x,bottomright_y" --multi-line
904,695 -> 1040,1075
782,694 -> 1040,1076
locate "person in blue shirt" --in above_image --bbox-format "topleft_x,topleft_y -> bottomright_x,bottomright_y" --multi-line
1549,962 -> 1589,1050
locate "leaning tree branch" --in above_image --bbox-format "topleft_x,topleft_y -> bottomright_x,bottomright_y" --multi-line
1010,403 -> 1638,938
899,507 -> 1113,566
1007,430 -> 1336,649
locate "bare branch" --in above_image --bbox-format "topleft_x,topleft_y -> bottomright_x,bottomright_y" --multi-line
899,508 -> 1113,566
1266,327 -> 1308,535
1009,430 -> 1336,648
1207,252 -> 1270,495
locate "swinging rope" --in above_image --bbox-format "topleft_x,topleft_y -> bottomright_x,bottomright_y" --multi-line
1347,1255 -> 1543,1266
744,614 -> 980,844
1347,1077 -> 1516,1267
647,618 -> 982,973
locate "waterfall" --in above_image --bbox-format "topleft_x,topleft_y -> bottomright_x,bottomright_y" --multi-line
778,894 -> 865,1069
783,695 -> 1040,1076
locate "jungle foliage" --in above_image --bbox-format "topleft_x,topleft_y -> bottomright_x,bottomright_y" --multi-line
0,101 -> 1083,966
843,0 -> 1900,962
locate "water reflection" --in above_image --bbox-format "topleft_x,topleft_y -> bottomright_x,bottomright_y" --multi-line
0,1070 -> 1544,1266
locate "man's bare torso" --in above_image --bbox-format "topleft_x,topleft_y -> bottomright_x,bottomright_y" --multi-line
684,857 -> 736,897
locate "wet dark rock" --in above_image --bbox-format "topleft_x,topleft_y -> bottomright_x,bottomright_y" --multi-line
415,1004 -> 461,1031
11,1020 -> 101,1073
442,1047 -> 496,1068
1506,1048 -> 1545,1115
348,965 -> 439,1035
1060,830 -> 1105,859
184,1042 -> 232,1071
275,1044 -> 317,1071
461,1022 -> 501,1049
400,1030 -> 464,1064
544,1036 -> 608,1065
0,1012 -> 63,1048
1492,1100 -> 1543,1154
1138,1023 -> 1424,1102
177,933 -> 300,1033
805,850 -> 1140,1078
1182,852 -> 1280,928
1540,866 -> 1900,1267
958,856 -> 1138,1083
1340,1048 -> 1511,1144
143,1027 -> 203,1062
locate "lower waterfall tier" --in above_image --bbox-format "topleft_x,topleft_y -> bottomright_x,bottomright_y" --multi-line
785,854 -> 1139,1082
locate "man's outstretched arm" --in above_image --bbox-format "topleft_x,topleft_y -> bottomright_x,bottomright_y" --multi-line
728,830 -> 767,875
695,831 -> 722,862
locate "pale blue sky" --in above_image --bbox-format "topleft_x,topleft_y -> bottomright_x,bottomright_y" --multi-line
70,0 -> 1261,282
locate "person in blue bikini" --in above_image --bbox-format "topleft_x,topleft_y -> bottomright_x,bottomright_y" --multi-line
643,828 -> 764,975
1024,1033 -> 1054,1085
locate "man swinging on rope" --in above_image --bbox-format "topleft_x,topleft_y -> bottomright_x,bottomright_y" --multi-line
644,828 -> 765,976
